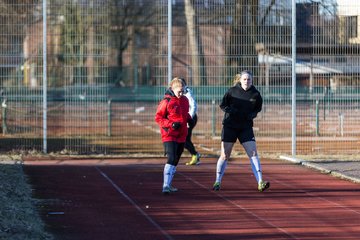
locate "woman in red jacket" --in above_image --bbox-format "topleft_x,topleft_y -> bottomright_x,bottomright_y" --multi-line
155,77 -> 191,194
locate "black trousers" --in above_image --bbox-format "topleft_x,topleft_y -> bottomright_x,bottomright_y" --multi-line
185,114 -> 198,155
163,141 -> 185,166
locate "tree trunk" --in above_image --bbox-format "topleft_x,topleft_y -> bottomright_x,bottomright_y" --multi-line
184,0 -> 206,86
86,26 -> 95,85
227,1 -> 259,78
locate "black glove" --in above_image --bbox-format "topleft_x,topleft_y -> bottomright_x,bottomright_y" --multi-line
224,106 -> 238,115
171,122 -> 181,130
247,112 -> 257,120
188,118 -> 195,128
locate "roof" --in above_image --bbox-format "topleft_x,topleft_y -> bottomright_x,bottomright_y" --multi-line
258,54 -> 343,74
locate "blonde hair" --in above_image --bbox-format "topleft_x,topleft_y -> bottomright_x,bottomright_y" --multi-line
233,70 -> 253,86
232,74 -> 242,86
169,77 -> 184,89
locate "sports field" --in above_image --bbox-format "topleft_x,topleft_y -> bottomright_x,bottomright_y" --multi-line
23,156 -> 360,240
2,1 -> 360,238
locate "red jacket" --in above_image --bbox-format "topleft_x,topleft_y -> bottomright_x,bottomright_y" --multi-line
155,89 -> 190,143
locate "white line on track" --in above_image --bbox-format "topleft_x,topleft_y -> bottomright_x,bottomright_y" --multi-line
278,156 -> 360,215
272,178 -> 360,215
178,172 -> 300,240
95,166 -> 174,240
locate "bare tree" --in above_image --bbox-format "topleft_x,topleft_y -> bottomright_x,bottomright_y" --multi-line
226,0 -> 261,79
0,0 -> 40,87
59,1 -> 90,85
184,0 -> 207,86
108,0 -> 156,86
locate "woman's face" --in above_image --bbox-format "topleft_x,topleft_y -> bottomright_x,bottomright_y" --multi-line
172,85 -> 184,98
240,73 -> 252,90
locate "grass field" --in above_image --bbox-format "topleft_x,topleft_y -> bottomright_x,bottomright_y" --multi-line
0,156 -> 52,240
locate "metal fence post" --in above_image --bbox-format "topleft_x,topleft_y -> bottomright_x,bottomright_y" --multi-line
339,113 -> 344,137
107,99 -> 112,137
2,99 -> 7,135
323,86 -> 327,121
315,100 -> 319,136
42,0 -> 48,153
212,99 -> 216,137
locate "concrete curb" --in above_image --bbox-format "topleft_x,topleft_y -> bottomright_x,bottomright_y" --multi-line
279,155 -> 360,184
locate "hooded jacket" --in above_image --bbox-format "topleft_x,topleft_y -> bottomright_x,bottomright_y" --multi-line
220,83 -> 262,129
155,88 -> 191,143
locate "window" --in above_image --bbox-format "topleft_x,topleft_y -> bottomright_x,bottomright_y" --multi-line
346,16 -> 358,39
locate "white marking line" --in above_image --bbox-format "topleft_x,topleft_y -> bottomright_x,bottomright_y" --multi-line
278,156 -> 360,215
178,172 -> 300,240
95,166 -> 174,240
272,178 -> 360,215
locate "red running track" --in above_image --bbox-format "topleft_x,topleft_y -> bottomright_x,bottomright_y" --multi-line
23,157 -> 360,240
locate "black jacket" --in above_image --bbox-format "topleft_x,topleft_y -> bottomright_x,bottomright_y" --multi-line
220,83 -> 262,129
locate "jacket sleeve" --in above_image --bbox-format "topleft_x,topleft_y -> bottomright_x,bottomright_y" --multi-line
185,88 -> 197,118
155,99 -> 171,128
254,93 -> 263,114
248,92 -> 263,120
220,90 -> 238,114
182,96 -> 191,123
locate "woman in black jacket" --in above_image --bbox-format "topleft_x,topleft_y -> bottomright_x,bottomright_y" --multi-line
212,70 -> 270,192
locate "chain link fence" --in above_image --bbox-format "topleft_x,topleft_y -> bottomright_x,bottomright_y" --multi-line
0,0 -> 359,157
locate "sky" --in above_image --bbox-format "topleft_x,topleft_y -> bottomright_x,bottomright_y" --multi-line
336,0 -> 360,15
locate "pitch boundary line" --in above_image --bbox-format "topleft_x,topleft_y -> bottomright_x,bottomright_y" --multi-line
279,156 -> 360,214
272,178 -> 360,216
95,166 -> 174,240
178,172 -> 300,240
